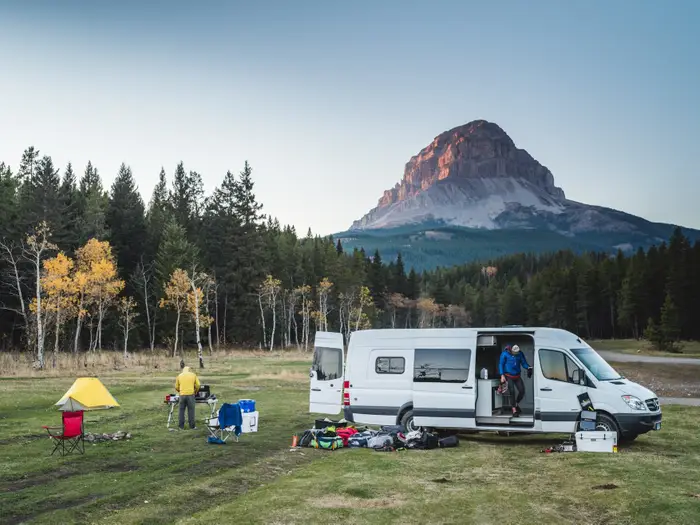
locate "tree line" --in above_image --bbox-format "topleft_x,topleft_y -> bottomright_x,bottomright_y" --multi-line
1,147 -> 698,368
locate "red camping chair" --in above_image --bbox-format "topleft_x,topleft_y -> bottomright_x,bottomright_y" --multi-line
43,410 -> 85,456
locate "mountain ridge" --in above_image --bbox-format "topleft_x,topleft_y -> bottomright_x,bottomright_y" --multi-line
339,119 -> 700,269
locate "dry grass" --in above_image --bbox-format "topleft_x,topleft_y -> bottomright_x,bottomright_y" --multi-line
0,346 -> 312,377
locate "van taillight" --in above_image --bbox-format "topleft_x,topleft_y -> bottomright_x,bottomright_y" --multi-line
343,380 -> 350,406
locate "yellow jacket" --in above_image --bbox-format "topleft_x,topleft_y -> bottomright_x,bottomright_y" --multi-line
175,367 -> 200,396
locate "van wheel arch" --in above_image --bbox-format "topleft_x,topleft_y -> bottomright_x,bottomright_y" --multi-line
577,410 -> 622,440
396,403 -> 413,426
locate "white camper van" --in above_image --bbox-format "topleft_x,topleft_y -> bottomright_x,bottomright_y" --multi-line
309,328 -> 662,442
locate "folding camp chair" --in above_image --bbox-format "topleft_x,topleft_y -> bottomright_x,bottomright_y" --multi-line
205,403 -> 242,443
43,410 -> 85,456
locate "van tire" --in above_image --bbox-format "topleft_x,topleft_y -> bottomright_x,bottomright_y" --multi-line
400,410 -> 420,433
579,413 -> 620,441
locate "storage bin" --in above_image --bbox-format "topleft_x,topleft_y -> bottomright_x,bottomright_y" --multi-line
575,431 -> 617,453
241,411 -> 258,433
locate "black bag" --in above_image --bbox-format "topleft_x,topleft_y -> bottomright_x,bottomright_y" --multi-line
422,432 -> 439,450
381,425 -> 404,434
438,435 -> 459,448
407,431 -> 439,450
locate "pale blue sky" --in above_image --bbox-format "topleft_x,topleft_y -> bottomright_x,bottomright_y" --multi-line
1,1 -> 698,234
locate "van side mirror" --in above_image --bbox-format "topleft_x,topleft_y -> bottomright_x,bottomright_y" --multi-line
572,369 -> 585,385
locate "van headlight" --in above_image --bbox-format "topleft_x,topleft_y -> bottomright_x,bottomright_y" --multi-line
622,395 -> 647,411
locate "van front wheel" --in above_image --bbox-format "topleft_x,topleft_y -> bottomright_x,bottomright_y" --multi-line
400,410 -> 420,433
578,413 -> 620,441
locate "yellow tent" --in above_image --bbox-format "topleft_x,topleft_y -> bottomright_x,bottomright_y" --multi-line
56,377 -> 120,411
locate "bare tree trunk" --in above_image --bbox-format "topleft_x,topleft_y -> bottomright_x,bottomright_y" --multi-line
74,295 -> 83,353
140,264 -> 154,352
192,278 -> 204,369
214,285 -> 220,350
205,282 -> 213,355
34,252 -> 45,368
151,309 -> 157,353
269,290 -> 277,352
123,312 -> 129,359
54,305 -> 61,366
97,300 -> 104,351
258,291 -> 267,348
222,293 -> 227,346
173,309 -> 181,358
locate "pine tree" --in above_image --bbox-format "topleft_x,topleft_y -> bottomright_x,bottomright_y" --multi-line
78,161 -> 109,243
617,249 -> 647,339
57,163 -> 80,251
106,163 -> 147,282
501,278 -> 525,325
146,167 -> 173,260
156,218 -> 199,286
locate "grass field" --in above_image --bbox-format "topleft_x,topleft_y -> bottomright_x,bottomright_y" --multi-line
2,351 -> 700,524
590,339 -> 700,358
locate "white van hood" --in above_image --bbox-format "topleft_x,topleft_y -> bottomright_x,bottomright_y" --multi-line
601,378 -> 657,400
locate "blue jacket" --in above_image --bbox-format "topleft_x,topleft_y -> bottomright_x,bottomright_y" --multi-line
499,350 -> 530,377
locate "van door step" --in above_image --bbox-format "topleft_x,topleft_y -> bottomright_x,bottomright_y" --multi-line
476,415 -> 535,426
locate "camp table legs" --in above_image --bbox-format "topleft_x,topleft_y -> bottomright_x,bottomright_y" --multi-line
167,397 -> 217,429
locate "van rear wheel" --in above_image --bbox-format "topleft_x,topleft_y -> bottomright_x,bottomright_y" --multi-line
400,410 -> 420,433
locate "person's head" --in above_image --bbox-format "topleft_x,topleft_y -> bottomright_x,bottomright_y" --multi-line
511,344 -> 521,355
180,359 -> 185,370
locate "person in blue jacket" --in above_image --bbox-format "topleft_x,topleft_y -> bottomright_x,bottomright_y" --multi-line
499,344 -> 533,417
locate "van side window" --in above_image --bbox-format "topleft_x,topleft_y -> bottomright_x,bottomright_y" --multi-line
539,349 -> 580,383
312,347 -> 343,381
375,357 -> 405,374
413,348 -> 471,383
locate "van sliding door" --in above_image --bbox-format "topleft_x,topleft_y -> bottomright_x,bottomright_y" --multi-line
412,348 -> 476,429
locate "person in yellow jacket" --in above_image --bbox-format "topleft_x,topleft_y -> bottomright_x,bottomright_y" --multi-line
175,360 -> 200,430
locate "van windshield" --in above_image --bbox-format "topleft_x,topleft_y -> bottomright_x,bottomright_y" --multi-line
570,347 -> 622,381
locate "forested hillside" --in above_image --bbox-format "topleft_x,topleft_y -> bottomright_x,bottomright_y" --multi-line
1,148 -> 698,368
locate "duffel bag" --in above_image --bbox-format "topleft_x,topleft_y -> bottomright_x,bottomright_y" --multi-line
438,434 -> 459,448
312,435 -> 344,450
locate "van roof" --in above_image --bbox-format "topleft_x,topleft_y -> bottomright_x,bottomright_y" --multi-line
348,327 -> 584,345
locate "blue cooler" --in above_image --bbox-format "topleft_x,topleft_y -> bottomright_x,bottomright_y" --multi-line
238,399 -> 256,413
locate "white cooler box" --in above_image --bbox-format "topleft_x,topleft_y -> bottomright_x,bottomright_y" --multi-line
241,411 -> 259,433
575,431 -> 617,453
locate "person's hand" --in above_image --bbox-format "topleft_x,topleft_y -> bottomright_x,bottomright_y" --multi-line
500,375 -> 506,383
527,368 -> 533,379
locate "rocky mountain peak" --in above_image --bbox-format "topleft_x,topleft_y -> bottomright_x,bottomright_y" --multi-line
351,120 -> 566,230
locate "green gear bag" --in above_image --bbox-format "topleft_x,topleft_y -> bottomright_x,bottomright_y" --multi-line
311,435 -> 344,450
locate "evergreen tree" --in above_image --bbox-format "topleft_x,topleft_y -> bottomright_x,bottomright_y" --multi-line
170,162 -> 204,240
106,163 -> 148,282
78,161 -> 109,243
57,163 -> 80,251
501,278 -> 525,325
146,167 -> 173,261
156,218 -> 199,285
617,249 -> 647,339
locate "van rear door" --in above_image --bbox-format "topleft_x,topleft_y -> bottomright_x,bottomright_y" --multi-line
309,332 -> 345,415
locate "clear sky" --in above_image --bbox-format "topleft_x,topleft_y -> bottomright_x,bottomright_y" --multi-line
1,0 -> 698,234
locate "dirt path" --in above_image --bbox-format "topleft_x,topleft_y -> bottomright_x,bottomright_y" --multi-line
600,351 -> 700,365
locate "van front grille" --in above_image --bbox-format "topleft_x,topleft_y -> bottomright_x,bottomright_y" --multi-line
645,398 -> 660,411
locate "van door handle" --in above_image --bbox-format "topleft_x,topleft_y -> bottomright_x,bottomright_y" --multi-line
311,388 -> 321,392
462,386 -> 473,389
540,387 -> 552,391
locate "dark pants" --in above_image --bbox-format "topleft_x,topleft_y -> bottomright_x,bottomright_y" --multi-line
179,395 -> 196,429
507,376 -> 525,406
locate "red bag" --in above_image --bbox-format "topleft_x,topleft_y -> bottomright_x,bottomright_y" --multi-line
335,427 -> 358,446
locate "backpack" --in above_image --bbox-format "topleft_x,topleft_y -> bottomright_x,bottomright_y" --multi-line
298,430 -> 315,448
407,431 -> 439,450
